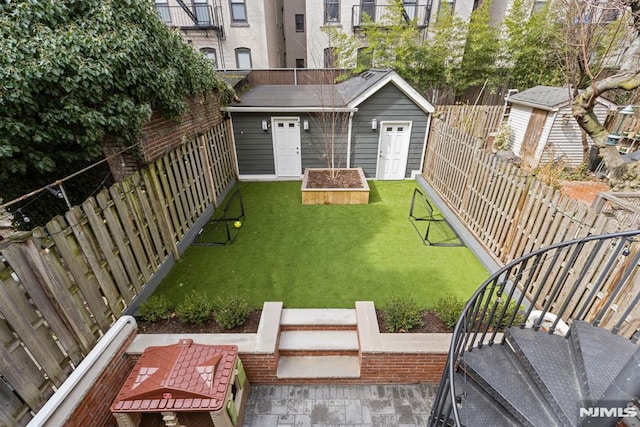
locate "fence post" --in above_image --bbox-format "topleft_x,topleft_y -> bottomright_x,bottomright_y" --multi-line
498,175 -> 533,263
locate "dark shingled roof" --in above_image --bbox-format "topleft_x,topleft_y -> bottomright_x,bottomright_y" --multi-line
507,86 -> 575,109
231,69 -> 393,108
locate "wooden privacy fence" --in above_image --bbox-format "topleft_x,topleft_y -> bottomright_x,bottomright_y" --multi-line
0,120 -> 236,426
423,119 -> 640,337
435,105 -> 503,145
423,119 -> 638,264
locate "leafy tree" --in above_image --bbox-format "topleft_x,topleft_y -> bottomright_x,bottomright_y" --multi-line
502,0 -> 563,90
0,0 -> 232,185
568,0 -> 640,191
452,0 -> 501,94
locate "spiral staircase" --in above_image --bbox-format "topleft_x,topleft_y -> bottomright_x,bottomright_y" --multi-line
429,230 -> 640,427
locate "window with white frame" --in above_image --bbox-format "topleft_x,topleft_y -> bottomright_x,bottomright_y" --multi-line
201,48 -> 218,68
325,0 -> 339,23
231,0 -> 247,22
193,0 -> 210,25
235,48 -> 252,69
155,0 -> 171,23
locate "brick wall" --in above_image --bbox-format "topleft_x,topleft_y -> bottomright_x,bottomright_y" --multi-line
65,333 -> 138,427
238,352 -> 447,385
104,91 -> 225,182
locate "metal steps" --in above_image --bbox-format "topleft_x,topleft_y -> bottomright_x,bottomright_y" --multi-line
453,320 -> 639,427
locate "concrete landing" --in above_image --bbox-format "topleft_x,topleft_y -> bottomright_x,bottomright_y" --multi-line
279,330 -> 359,351
277,356 -> 360,379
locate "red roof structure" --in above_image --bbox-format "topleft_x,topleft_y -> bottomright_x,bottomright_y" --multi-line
111,339 -> 238,413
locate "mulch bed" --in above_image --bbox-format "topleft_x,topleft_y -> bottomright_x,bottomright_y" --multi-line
376,309 -> 452,333
306,169 -> 365,189
136,309 -> 452,334
136,309 -> 263,334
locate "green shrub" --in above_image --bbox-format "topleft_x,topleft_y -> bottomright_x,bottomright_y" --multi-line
484,299 -> 525,330
213,294 -> 251,330
137,294 -> 171,322
384,296 -> 424,333
434,295 -> 466,330
175,292 -> 212,325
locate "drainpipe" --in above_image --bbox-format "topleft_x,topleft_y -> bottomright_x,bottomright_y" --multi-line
346,112 -> 354,168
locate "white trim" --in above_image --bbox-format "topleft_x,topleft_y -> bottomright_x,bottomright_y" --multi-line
346,111 -> 354,168
238,174 -> 303,181
375,120 -> 413,180
228,115 -> 241,180
271,116 -> 302,178
347,71 -> 435,114
28,316 -> 137,427
418,113 -> 432,176
223,106 -> 359,113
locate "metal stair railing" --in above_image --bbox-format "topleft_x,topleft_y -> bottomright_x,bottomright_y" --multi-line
428,229 -> 640,427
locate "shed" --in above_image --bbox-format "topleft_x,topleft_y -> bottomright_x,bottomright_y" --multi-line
111,340 -> 249,427
505,86 -> 616,168
223,69 -> 435,180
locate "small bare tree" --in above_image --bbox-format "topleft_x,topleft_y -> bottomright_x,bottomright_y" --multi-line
309,86 -> 351,180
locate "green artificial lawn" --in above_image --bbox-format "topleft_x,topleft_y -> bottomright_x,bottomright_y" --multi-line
155,180 -> 489,309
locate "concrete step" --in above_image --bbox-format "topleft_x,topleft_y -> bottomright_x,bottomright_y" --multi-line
280,309 -> 357,330
276,356 -> 360,379
278,330 -> 359,351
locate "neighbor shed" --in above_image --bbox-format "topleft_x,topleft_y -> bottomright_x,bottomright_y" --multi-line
505,86 -> 616,167
223,69 -> 435,180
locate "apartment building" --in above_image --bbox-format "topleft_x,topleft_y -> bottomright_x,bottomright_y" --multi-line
154,0 -> 285,69
153,0 -> 524,70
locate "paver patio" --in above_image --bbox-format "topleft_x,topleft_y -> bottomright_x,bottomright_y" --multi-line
243,384 -> 438,427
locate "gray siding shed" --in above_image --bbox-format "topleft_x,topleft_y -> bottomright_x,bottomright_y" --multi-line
353,83 -> 428,178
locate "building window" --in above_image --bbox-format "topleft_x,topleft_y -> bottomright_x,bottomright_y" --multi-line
357,47 -> 372,69
324,47 -> 337,68
438,0 -> 455,16
231,0 -> 247,22
361,0 -> 376,21
325,0 -> 339,23
155,0 -> 171,23
295,14 -> 305,32
194,0 -> 210,25
295,58 -> 305,68
235,48 -> 252,69
201,48 -> 218,68
403,0 -> 417,20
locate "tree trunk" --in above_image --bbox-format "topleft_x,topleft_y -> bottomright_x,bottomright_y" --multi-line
571,0 -> 640,191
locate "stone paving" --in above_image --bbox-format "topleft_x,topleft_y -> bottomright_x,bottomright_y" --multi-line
243,384 -> 438,427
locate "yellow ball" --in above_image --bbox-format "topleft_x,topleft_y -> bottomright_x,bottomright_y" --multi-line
233,221 -> 242,229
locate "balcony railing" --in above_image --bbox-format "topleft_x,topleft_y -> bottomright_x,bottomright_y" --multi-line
155,5 -> 222,31
352,3 -> 432,29
428,229 -> 640,426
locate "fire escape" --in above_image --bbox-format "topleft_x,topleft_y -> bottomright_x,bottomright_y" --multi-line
155,0 -> 226,69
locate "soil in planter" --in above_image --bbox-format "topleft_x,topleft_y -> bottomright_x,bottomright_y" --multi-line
307,169 -> 365,189
376,309 -> 452,333
137,309 -> 262,334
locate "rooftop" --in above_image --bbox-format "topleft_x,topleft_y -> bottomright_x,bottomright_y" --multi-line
111,340 -> 237,413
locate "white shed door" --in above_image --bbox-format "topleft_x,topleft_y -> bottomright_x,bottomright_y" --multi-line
273,118 -> 302,177
377,122 -> 411,180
